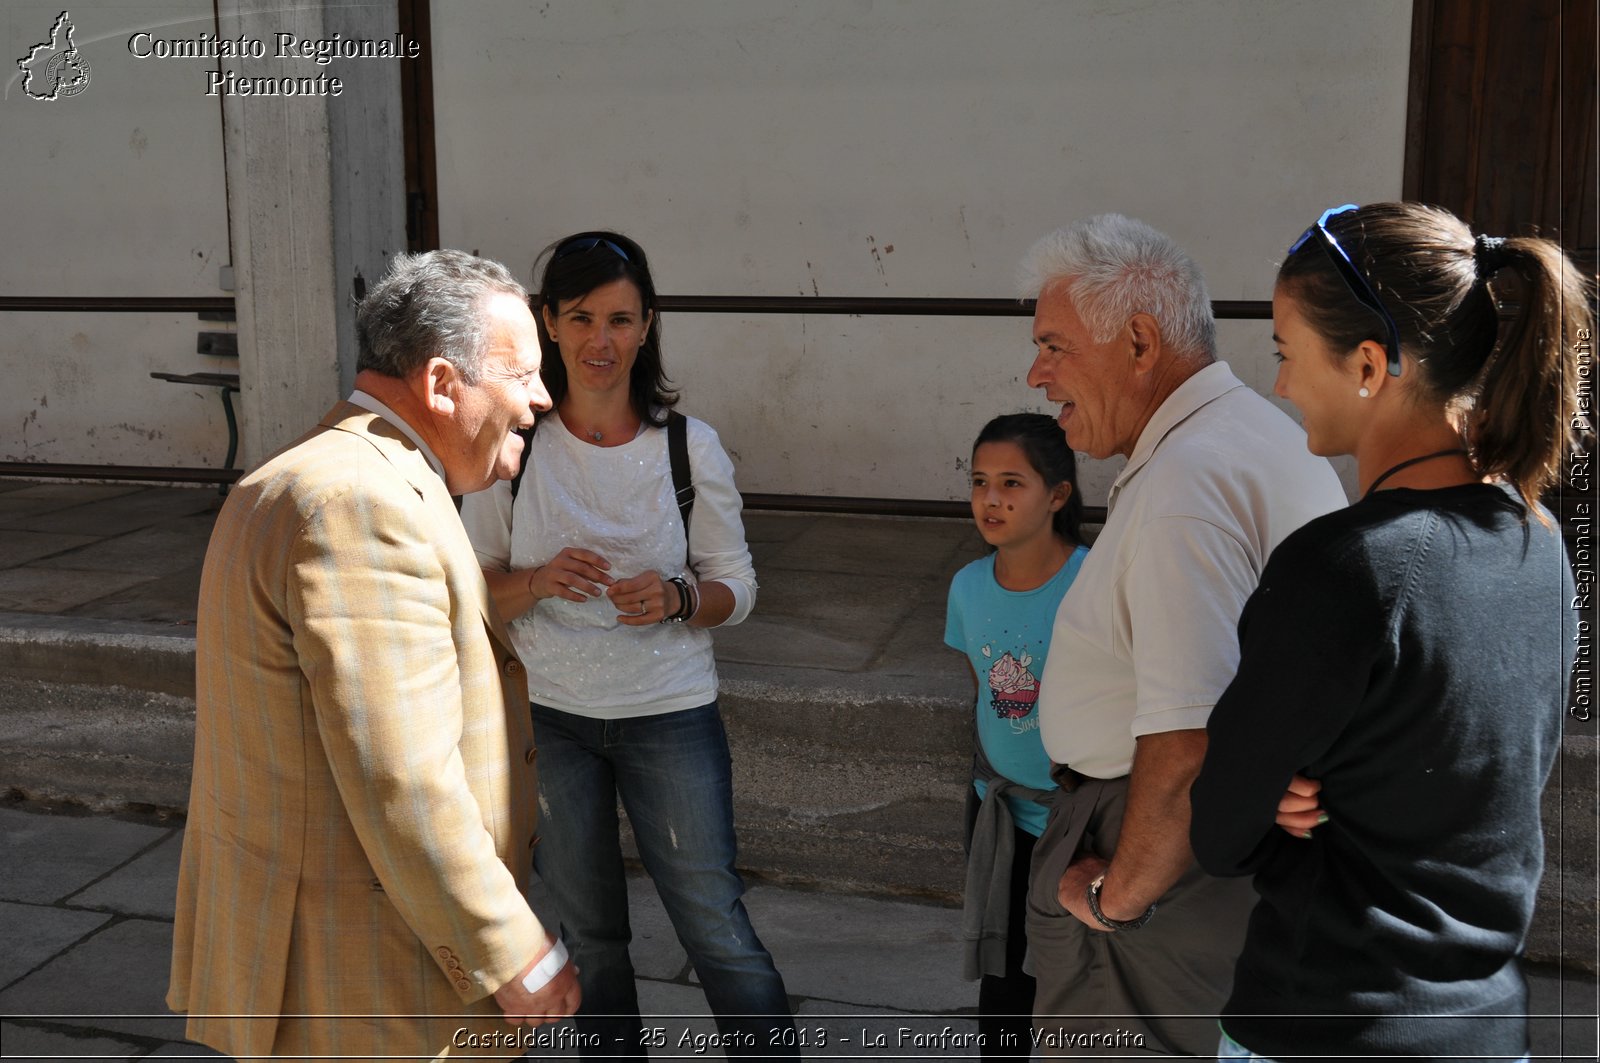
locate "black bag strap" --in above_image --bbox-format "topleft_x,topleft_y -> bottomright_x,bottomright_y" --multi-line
510,412 -> 695,563
509,420 -> 536,499
667,411 -> 694,563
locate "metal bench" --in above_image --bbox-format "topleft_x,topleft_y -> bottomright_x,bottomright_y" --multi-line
149,370 -> 241,493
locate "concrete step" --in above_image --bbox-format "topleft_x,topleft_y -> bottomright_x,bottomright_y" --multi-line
0,614 -> 196,698
0,668 -> 975,904
6,665 -> 1596,969
0,678 -> 195,810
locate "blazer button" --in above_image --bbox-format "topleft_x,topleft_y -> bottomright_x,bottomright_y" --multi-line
505,659 -> 524,677
455,978 -> 471,992
524,746 -> 538,764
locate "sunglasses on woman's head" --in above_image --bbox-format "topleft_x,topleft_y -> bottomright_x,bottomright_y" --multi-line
552,236 -> 631,263
1288,204 -> 1403,377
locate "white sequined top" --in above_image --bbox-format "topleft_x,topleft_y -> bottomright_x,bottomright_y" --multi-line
460,413 -> 757,720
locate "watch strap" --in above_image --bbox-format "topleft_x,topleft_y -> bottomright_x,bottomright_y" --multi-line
1085,874 -> 1157,931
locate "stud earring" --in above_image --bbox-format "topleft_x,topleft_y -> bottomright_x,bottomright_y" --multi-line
1358,387 -> 1370,398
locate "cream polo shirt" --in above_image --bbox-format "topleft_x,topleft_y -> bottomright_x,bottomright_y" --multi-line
1038,361 -> 1347,779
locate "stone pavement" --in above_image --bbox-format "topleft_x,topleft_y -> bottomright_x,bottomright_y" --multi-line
0,800 -> 980,1061
2,801 -> 1596,1062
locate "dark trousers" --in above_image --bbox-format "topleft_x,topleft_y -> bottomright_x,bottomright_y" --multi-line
1025,774 -> 1256,1057
978,824 -> 1039,1061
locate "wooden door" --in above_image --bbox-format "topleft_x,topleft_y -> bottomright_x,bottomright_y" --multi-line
1405,0 -> 1596,271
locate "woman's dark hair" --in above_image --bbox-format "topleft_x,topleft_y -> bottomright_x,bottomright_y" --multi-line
1278,201 -> 1591,516
533,230 -> 678,426
972,413 -> 1084,546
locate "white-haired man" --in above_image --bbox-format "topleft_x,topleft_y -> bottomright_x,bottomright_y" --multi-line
1019,215 -> 1345,1055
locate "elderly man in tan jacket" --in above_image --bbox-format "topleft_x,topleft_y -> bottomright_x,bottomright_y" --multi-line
168,250 -> 578,1059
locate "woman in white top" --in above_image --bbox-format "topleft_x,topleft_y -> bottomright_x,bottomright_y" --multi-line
460,231 -> 795,1061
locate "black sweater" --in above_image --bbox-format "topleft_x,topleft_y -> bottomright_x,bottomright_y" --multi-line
1191,484 -> 1574,1060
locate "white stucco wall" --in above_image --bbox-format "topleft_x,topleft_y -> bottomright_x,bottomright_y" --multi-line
2,0 -> 232,468
433,0 -> 1408,503
2,0 -> 1407,496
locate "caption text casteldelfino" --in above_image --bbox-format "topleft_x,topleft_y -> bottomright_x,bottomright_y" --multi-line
126,30 -> 420,97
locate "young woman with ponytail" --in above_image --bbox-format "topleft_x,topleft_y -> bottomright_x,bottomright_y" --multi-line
1191,202 -> 1590,1061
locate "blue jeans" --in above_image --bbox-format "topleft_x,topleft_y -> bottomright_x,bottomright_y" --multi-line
531,701 -> 796,1060
1217,1030 -> 1284,1062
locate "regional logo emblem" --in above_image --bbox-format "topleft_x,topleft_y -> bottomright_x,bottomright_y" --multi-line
18,11 -> 92,101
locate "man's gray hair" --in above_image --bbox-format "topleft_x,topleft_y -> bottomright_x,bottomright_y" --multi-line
1017,214 -> 1216,359
356,250 -> 529,384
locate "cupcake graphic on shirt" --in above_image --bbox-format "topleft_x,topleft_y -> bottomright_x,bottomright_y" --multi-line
987,651 -> 1039,719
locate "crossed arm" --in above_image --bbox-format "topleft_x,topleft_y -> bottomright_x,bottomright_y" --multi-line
1057,736 -> 1329,928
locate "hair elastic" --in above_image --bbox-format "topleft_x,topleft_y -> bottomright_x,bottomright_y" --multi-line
1473,234 -> 1508,279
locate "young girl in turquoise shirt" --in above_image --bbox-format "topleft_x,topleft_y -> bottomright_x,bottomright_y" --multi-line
945,413 -> 1088,1060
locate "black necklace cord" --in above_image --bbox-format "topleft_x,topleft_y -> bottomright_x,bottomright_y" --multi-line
1363,448 -> 1471,499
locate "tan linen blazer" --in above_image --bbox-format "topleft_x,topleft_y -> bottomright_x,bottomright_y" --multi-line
168,403 -> 544,1060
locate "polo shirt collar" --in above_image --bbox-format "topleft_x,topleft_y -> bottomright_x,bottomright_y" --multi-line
1107,360 -> 1246,512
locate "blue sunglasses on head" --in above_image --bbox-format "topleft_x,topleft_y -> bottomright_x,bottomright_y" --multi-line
552,235 -> 631,263
1288,204 -> 1403,377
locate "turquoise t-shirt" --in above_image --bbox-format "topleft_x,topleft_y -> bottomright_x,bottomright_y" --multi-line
943,545 -> 1087,837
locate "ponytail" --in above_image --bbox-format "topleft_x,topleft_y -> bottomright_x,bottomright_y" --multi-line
1471,237 -> 1592,513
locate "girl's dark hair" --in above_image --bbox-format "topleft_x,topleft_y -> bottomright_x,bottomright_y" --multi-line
972,412 -> 1084,546
533,230 -> 678,426
1278,201 -> 1591,516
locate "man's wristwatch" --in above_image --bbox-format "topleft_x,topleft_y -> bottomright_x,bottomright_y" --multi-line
1085,874 -> 1157,931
